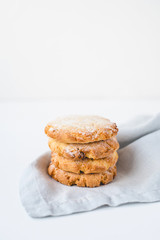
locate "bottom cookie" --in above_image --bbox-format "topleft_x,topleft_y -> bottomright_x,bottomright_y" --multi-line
48,163 -> 117,187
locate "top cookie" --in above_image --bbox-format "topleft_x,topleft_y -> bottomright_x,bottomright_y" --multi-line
45,115 -> 118,143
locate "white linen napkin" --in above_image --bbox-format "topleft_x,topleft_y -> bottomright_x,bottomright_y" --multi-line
19,113 -> 160,217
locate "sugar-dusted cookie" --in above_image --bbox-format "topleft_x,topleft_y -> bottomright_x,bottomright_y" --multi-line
51,151 -> 118,174
48,163 -> 117,187
45,115 -> 118,143
48,137 -> 119,160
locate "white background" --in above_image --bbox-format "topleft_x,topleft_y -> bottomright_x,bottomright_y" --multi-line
0,1 -> 160,240
0,0 -> 160,100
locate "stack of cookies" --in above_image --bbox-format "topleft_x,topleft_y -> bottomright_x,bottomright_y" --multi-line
45,115 -> 119,187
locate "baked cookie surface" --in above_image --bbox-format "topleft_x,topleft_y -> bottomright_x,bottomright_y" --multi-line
48,137 -> 119,160
45,115 -> 118,143
51,152 -> 118,174
48,163 -> 117,187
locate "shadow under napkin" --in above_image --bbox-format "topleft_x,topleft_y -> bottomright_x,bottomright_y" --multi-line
19,114 -> 160,217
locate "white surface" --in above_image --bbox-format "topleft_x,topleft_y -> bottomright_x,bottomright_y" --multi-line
0,0 -> 160,100
0,99 -> 160,240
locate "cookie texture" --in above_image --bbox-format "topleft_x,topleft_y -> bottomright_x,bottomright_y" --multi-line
48,137 -> 119,160
51,152 -> 118,174
48,163 -> 117,187
45,115 -> 118,143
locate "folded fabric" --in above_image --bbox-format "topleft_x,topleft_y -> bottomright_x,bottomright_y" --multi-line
19,113 -> 160,217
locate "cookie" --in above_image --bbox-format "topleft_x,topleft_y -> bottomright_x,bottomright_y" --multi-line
45,115 -> 118,143
48,163 -> 117,187
48,137 -> 119,160
51,151 -> 118,174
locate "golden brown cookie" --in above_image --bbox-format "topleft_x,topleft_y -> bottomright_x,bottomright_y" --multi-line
48,137 -> 119,160
48,163 -> 117,187
45,115 -> 118,143
51,151 -> 118,174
